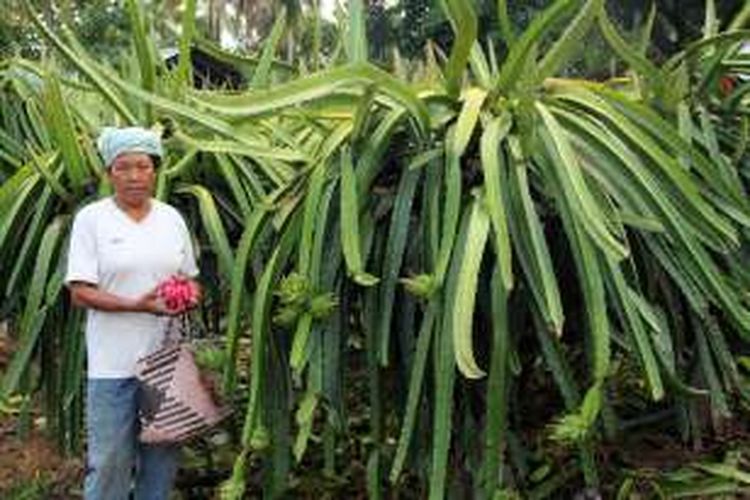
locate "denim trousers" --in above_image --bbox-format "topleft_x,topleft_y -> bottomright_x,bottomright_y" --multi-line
85,378 -> 179,500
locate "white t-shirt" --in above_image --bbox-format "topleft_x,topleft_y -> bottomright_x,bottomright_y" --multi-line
65,197 -> 199,378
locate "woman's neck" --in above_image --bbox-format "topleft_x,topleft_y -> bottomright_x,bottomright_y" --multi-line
113,196 -> 152,222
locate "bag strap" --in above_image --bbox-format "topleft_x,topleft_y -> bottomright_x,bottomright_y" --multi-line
162,313 -> 194,346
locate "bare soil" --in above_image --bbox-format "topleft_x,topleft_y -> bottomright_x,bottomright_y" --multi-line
0,420 -> 83,499
0,327 -> 83,498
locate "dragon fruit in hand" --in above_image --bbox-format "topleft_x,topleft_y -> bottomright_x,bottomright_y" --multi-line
156,275 -> 199,313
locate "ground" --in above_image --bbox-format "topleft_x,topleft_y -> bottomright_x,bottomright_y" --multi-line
1,325 -> 83,498
4,324 -> 750,498
0,418 -> 83,499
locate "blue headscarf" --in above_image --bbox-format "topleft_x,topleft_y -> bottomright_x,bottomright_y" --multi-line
97,127 -> 163,168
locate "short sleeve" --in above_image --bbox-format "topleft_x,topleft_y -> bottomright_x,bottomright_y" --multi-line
178,217 -> 199,278
65,209 -> 99,285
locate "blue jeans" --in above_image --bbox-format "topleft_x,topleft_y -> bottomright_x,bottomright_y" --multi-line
85,378 -> 179,500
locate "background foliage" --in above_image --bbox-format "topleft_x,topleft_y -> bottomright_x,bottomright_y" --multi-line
2,0 -> 750,498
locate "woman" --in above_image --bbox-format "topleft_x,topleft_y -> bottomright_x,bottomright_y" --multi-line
65,127 -> 200,500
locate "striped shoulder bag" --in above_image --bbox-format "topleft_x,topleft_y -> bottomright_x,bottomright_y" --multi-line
135,315 -> 230,444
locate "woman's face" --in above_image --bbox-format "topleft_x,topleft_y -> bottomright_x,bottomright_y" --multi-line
107,152 -> 156,208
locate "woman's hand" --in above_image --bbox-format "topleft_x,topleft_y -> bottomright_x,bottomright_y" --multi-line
69,282 -> 179,316
133,289 -> 179,316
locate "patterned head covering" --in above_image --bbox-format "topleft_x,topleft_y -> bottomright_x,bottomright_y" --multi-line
97,127 -> 163,168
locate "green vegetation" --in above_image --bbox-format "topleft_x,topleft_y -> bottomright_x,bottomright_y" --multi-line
1,0 -> 750,497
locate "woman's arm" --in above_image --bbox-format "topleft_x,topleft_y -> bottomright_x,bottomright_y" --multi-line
68,282 -> 169,314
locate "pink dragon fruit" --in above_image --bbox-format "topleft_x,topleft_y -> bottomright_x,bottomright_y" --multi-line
156,275 -> 199,313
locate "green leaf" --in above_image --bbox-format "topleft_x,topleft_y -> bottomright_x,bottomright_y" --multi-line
30,151 -> 71,202
536,147 -> 610,382
348,0 -> 368,64
506,137 -> 564,334
439,0 -> 478,97
355,109 -> 406,193
636,3 -> 657,56
703,0 -> 718,39
480,112 -> 514,290
177,185 -> 234,280
605,263 -> 664,401
1,217 -> 65,400
176,0 -> 197,88
0,168 -> 40,253
454,87 -> 487,157
222,209 -> 270,394
696,322 -> 731,420
469,43 -> 493,89
429,220 -> 466,499
729,3 -> 750,29
175,132 -> 309,164
99,74 -> 254,145
125,0 -> 157,123
21,0 -> 136,123
694,463 -> 750,485
434,128 -> 462,288
408,148 -> 443,171
537,102 -> 628,260
216,154 -> 252,219
41,75 -> 88,192
597,8 -> 663,92
481,268 -> 510,496
536,0 -> 601,83
389,300 -> 438,482
191,63 -> 430,137
496,0 -> 576,92
531,308 -> 580,410
250,8 -> 287,89
293,389 -> 318,461
350,85 -> 375,145
290,313 -> 315,372
559,87 -> 741,245
237,219 -> 298,474
496,0 -> 515,47
340,147 -> 378,286
580,383 -> 602,425
378,167 -> 420,365
6,186 -> 53,297
452,196 -> 490,379
298,163 -> 328,276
